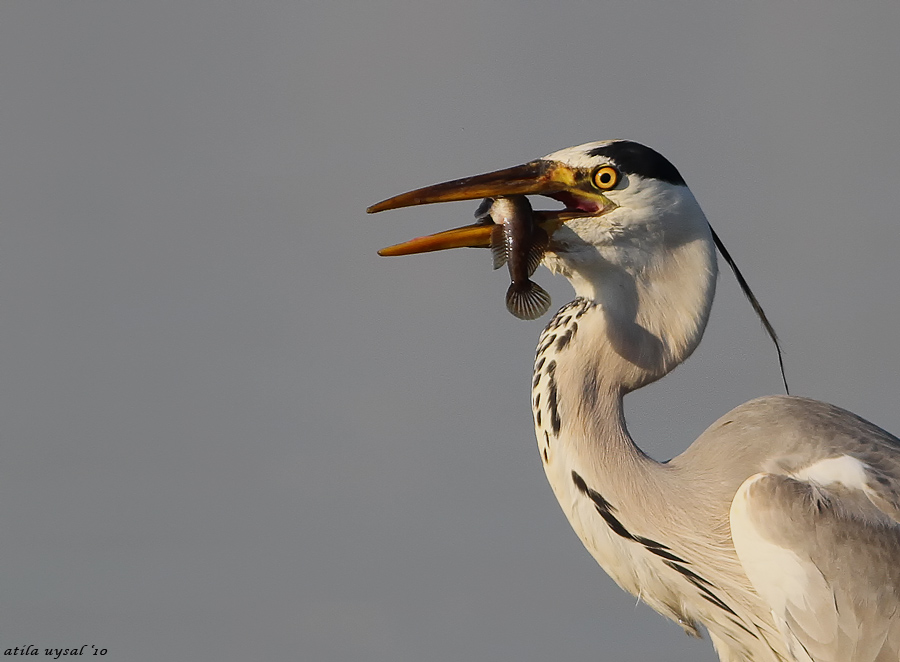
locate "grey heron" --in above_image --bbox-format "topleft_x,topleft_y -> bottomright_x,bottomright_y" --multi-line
368,140 -> 900,662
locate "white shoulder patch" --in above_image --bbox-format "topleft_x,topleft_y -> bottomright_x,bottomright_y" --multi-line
791,455 -> 869,491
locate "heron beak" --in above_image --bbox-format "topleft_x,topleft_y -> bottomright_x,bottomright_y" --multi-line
368,160 -> 577,256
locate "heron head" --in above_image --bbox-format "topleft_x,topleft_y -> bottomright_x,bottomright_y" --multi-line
369,139 -> 786,390
368,140 -> 712,296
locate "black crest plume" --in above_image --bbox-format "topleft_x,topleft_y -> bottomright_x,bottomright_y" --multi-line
708,224 -> 789,394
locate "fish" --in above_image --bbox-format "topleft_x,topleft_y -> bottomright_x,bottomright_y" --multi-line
475,195 -> 551,320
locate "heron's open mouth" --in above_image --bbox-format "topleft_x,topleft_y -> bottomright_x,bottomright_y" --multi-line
544,191 -> 602,216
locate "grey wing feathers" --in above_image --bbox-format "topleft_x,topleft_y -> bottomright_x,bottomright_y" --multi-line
730,461 -> 900,662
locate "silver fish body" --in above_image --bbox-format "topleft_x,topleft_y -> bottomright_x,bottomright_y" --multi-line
476,195 -> 551,320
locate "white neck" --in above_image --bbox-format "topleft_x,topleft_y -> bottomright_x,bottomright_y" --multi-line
531,186 -> 718,520
530,219 -> 719,620
544,195 -> 718,393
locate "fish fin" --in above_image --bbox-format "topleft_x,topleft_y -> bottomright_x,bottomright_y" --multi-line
506,281 -> 552,320
490,224 -> 508,270
474,197 -> 494,221
526,227 -> 549,275
525,244 -> 545,277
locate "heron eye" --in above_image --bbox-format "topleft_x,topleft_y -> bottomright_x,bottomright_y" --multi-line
592,166 -> 619,190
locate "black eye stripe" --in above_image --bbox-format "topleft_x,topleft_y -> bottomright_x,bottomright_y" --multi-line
586,141 -> 686,186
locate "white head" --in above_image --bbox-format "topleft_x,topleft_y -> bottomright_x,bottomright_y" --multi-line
534,141 -> 719,385
536,140 -> 715,298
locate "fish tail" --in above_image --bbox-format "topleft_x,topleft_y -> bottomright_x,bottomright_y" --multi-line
506,281 -> 551,320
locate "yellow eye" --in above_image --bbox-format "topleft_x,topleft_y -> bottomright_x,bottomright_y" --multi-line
592,166 -> 619,190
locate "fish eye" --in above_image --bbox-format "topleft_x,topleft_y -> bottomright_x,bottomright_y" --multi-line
592,166 -> 619,190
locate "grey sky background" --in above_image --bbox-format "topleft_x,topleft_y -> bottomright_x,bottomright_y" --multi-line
0,2 -> 898,661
